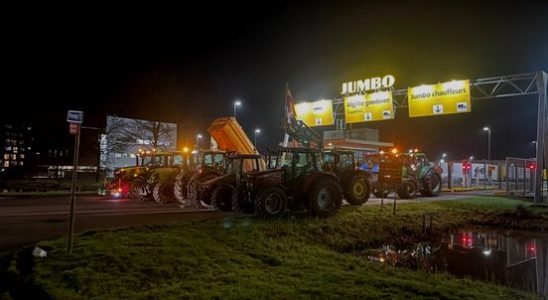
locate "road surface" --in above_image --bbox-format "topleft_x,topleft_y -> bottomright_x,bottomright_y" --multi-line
0,193 -> 473,251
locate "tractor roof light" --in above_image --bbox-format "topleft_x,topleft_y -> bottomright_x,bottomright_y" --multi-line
391,148 -> 398,154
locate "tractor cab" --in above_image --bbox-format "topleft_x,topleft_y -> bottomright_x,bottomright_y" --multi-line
323,149 -> 356,173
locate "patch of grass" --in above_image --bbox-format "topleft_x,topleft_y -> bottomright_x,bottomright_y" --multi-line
11,197 -> 544,299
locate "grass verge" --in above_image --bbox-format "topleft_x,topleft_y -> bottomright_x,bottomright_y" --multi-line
7,197 -> 547,299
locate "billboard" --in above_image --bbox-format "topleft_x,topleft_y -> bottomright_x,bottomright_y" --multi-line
344,91 -> 394,123
294,99 -> 334,127
407,80 -> 471,117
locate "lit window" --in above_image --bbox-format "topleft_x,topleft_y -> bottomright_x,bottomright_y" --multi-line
20,154 -> 25,159
27,127 -> 32,131
3,154 -> 9,160
5,146 -> 11,151
3,161 -> 8,167
19,161 -> 23,166
129,154 -> 136,158
13,147 -> 17,151
10,161 -> 17,166
11,154 -> 16,160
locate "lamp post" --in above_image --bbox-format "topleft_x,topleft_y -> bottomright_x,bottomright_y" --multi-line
254,128 -> 261,149
233,100 -> 242,118
483,127 -> 491,161
196,134 -> 203,148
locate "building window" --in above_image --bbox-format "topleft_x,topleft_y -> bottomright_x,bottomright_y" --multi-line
11,154 -> 16,160
3,154 -> 9,160
5,146 -> 11,151
3,161 -> 8,167
5,124 -> 12,129
114,153 -> 122,158
19,161 -> 23,166
10,161 -> 17,166
19,154 -> 25,159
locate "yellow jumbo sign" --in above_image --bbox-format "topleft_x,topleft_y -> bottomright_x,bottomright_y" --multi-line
408,80 -> 471,117
344,91 -> 394,123
294,100 -> 334,127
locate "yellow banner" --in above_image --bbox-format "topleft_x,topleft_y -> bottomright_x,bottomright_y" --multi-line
408,80 -> 471,117
344,91 -> 394,123
294,100 -> 334,127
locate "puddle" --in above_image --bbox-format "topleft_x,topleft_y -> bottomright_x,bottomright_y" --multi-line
360,229 -> 548,296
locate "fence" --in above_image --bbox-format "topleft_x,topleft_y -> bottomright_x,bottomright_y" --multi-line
439,158 -> 546,199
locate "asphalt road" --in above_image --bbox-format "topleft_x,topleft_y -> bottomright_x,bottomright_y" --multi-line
0,196 -> 231,251
0,193 -> 473,251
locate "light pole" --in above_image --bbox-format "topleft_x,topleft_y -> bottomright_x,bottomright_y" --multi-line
233,100 -> 242,118
254,128 -> 261,149
483,127 -> 491,161
196,134 -> 203,148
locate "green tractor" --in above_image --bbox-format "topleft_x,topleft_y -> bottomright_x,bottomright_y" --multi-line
107,151 -> 166,200
367,151 -> 442,199
174,149 -> 228,207
267,147 -> 344,217
323,149 -> 371,205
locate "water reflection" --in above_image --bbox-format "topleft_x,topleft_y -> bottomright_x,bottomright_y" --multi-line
364,230 -> 548,296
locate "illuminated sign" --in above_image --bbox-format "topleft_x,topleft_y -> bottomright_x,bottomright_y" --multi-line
294,99 -> 334,127
407,80 -> 471,117
341,75 -> 395,95
344,91 -> 394,123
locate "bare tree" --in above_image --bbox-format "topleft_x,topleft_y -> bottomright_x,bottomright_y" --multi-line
101,116 -> 176,172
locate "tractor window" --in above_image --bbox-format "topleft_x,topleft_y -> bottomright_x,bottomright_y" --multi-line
227,158 -> 242,174
324,153 -> 335,163
279,152 -> 293,168
172,155 -> 184,166
340,154 -> 354,167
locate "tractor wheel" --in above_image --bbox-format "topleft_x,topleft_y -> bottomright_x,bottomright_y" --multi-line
232,190 -> 255,214
153,182 -> 175,204
396,180 -> 417,199
210,184 -> 234,212
189,173 -> 218,208
135,183 -> 152,202
128,183 -> 139,200
254,186 -> 287,218
306,177 -> 343,217
173,172 -> 188,204
421,172 -> 442,197
343,173 -> 370,205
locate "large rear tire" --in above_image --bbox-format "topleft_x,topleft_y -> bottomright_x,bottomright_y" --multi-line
188,173 -> 218,208
128,183 -> 139,200
153,182 -> 175,204
421,171 -> 442,197
173,171 -> 187,204
254,186 -> 287,218
396,180 -> 417,199
232,190 -> 255,214
211,184 -> 234,212
343,173 -> 370,205
306,177 -> 343,217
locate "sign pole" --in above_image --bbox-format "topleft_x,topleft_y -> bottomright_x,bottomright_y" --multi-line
67,123 -> 80,254
66,110 -> 83,254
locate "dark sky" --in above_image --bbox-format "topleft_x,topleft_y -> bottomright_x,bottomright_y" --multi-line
3,1 -> 548,160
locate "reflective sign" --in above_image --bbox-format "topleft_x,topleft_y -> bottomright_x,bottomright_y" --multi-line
407,80 -> 471,117
344,91 -> 394,123
294,99 -> 334,127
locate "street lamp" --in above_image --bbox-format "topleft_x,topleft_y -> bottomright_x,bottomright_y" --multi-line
196,134 -> 203,148
469,155 -> 474,161
254,128 -> 261,149
483,127 -> 491,161
233,100 -> 242,118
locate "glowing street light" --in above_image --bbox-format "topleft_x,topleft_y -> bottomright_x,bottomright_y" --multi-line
469,155 -> 474,160
233,100 -> 242,118
483,126 -> 491,161
254,128 -> 261,149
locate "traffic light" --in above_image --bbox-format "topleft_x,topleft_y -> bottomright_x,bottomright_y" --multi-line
462,161 -> 472,171
527,162 -> 536,170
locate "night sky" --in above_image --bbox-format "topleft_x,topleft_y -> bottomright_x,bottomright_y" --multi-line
3,1 -> 548,161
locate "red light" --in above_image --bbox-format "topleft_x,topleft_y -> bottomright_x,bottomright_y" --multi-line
527,163 -> 536,170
